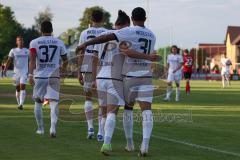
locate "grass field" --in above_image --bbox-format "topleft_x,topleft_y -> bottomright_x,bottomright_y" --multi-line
0,78 -> 240,160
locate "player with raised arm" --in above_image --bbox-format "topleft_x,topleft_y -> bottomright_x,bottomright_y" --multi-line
220,54 -> 232,88
4,36 -> 29,110
91,10 -> 159,156
183,49 -> 194,95
78,7 -> 157,157
29,21 -> 68,137
164,45 -> 183,102
76,9 -> 107,140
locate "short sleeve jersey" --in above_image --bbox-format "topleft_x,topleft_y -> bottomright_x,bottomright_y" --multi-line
93,30 -> 124,80
167,53 -> 183,74
78,27 -> 107,73
183,54 -> 194,73
8,48 -> 29,75
29,36 -> 67,78
114,26 -> 156,77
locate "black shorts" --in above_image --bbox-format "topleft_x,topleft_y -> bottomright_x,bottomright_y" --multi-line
183,72 -> 192,79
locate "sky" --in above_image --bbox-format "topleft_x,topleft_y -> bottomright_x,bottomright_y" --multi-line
1,0 -> 240,48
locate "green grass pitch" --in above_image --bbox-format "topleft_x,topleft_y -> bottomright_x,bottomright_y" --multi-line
0,78 -> 240,160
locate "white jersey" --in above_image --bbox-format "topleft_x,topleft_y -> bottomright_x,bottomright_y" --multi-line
221,58 -> 230,72
114,26 -> 156,77
78,27 -> 107,73
93,30 -> 124,80
29,36 -> 67,78
8,48 -> 29,75
167,53 -> 183,74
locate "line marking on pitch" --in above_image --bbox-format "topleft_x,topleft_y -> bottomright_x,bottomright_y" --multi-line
116,127 -> 240,157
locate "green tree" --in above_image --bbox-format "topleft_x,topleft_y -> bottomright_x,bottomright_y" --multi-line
78,6 -> 112,33
59,28 -> 79,46
0,3 -> 23,61
157,46 -> 171,66
34,6 -> 53,32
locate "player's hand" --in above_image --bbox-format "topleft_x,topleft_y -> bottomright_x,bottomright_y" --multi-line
172,70 -> 177,74
149,54 -> 161,62
29,76 -> 35,86
78,73 -> 84,85
76,44 -> 87,53
91,81 -> 97,89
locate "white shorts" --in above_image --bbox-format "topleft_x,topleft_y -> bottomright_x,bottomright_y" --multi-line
167,73 -> 182,83
123,77 -> 153,105
83,73 -> 93,92
96,79 -> 125,106
221,70 -> 230,76
33,78 -> 60,102
13,74 -> 27,85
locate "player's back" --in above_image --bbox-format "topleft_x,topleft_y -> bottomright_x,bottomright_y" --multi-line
79,27 -> 107,73
30,36 -> 67,78
95,30 -> 124,80
115,26 -> 156,77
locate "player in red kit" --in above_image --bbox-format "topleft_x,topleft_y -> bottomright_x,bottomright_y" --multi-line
183,49 -> 194,95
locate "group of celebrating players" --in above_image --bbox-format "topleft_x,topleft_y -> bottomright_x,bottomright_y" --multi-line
3,7 -> 195,157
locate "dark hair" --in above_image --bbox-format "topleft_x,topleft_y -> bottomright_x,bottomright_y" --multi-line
184,49 -> 189,53
131,7 -> 146,21
171,45 -> 180,53
91,9 -> 104,23
16,35 -> 23,39
115,10 -> 130,26
41,21 -> 53,33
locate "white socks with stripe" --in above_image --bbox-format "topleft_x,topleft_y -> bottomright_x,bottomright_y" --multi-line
84,100 -> 93,130
123,110 -> 134,147
34,102 -> 43,131
50,101 -> 59,134
141,110 -> 153,152
19,90 -> 26,105
104,113 -> 116,144
166,86 -> 173,99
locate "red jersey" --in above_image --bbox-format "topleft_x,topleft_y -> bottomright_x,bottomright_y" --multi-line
183,54 -> 194,73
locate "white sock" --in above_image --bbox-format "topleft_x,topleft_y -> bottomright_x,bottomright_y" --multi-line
104,113 -> 116,144
19,90 -> 26,105
16,91 -> 20,105
100,117 -> 106,136
98,108 -> 103,135
222,79 -> 225,88
123,110 -> 133,146
34,102 -> 43,130
142,110 -> 153,151
84,100 -> 93,130
50,101 -> 59,134
176,87 -> 180,100
166,86 -> 172,98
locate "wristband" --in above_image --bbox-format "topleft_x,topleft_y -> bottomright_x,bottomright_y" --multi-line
28,74 -> 33,77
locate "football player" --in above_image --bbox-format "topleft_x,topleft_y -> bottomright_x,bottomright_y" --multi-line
220,54 -> 232,88
29,21 -> 68,137
164,45 -> 183,101
76,9 -> 107,140
4,36 -> 29,110
183,49 -> 194,94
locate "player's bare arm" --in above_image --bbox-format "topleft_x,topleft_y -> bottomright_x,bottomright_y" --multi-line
29,50 -> 36,86
3,57 -> 13,74
77,49 -> 84,85
60,55 -> 68,77
91,52 -> 98,89
77,33 -> 116,51
121,49 -> 161,61
173,62 -> 183,73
